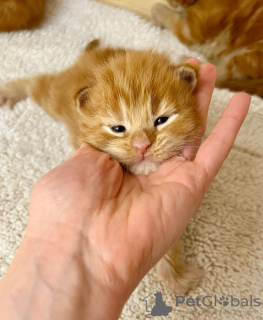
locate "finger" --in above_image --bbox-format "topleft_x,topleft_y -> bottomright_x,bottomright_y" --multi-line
181,138 -> 202,161
195,92 -> 251,182
181,64 -> 217,160
196,63 -> 217,121
177,63 -> 217,160
69,143 -> 104,159
68,143 -> 122,178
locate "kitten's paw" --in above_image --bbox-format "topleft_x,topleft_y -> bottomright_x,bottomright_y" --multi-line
176,54 -> 193,64
167,0 -> 182,8
157,259 -> 203,294
151,4 -> 169,28
0,86 -> 19,109
151,3 -> 184,28
168,0 -> 197,7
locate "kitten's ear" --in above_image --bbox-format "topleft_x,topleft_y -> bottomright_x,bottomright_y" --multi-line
74,87 -> 89,114
174,64 -> 199,92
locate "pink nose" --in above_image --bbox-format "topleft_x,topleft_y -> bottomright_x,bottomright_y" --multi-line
133,141 -> 151,155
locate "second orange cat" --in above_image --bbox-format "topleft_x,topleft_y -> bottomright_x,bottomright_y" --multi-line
0,0 -> 46,31
152,0 -> 263,97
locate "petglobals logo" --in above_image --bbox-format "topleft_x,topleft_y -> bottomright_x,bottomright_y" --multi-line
175,295 -> 261,308
142,291 -> 261,318
142,291 -> 173,318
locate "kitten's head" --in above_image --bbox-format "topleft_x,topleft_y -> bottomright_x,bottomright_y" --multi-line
74,50 -> 202,175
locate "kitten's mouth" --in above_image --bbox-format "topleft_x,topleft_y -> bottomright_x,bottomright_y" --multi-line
136,154 -> 152,163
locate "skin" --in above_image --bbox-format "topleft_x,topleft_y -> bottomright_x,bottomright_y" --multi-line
0,61 -> 251,320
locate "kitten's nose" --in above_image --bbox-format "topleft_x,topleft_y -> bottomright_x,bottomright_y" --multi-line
133,140 -> 151,155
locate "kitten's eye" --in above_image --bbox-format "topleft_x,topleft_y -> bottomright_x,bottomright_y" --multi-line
154,117 -> 169,126
111,125 -> 126,133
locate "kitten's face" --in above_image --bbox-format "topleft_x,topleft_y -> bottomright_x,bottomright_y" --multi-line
76,51 -> 202,175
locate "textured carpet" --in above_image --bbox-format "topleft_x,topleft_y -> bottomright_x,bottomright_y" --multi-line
0,0 -> 263,319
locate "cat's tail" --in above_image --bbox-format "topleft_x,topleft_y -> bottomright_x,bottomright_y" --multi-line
216,78 -> 263,99
85,39 -> 100,51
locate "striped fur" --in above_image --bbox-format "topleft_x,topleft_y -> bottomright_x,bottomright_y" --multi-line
152,0 -> 263,97
0,0 -> 46,32
0,42 -> 202,175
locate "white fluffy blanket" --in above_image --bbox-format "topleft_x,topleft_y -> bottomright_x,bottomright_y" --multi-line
0,1 -> 263,319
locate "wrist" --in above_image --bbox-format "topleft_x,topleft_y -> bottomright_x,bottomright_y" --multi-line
0,220 -> 128,320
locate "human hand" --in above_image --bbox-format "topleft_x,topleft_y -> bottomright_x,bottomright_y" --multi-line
26,62 -> 250,313
0,62 -> 250,320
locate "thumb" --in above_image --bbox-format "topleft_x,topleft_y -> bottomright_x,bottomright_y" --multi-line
68,143 -> 122,179
69,143 -> 104,159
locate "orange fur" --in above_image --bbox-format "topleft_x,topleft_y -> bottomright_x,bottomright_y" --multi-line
0,40 -> 203,292
0,0 -> 46,31
152,0 -> 263,97
0,40 -> 202,175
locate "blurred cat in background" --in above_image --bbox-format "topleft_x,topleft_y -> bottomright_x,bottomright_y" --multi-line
152,0 -> 263,98
0,39 -> 203,292
0,0 -> 46,31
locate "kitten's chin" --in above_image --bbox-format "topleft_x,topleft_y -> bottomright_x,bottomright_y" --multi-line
127,161 -> 159,175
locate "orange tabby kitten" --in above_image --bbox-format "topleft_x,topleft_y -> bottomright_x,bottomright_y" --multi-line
0,0 -> 46,32
152,0 -> 263,97
0,40 -> 203,292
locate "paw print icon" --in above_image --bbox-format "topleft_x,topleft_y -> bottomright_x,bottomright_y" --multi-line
218,296 -> 229,307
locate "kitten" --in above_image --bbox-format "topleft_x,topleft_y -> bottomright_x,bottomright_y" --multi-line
0,0 -> 46,32
0,39 -> 203,292
152,0 -> 263,98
